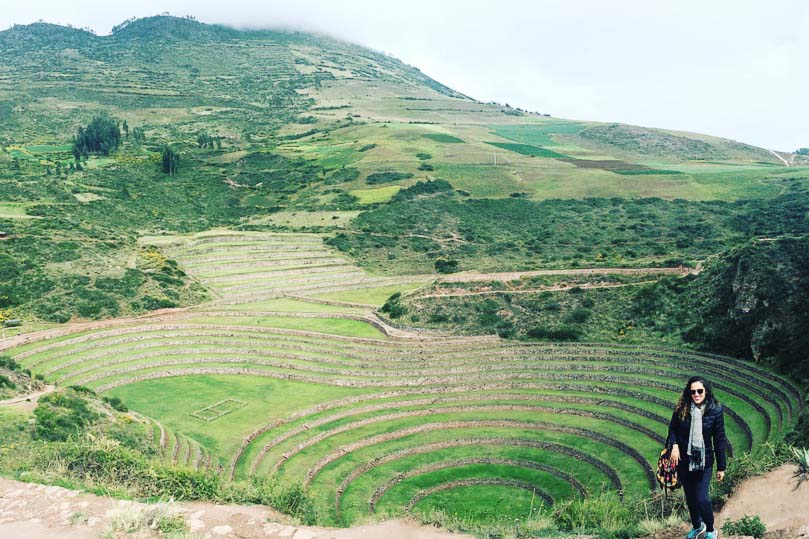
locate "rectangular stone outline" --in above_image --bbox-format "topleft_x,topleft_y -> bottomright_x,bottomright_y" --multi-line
190,398 -> 247,422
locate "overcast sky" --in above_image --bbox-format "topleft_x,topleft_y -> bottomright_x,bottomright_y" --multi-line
2,0 -> 807,151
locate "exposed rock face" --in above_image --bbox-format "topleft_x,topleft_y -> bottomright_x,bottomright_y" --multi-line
686,236 -> 809,384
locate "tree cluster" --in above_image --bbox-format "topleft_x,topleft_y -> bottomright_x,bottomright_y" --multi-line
161,145 -> 180,175
197,131 -> 222,150
72,115 -> 122,159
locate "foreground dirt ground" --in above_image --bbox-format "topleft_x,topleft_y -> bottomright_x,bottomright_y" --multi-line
0,464 -> 807,538
0,477 -> 473,539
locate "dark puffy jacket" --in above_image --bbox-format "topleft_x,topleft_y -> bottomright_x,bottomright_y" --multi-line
666,402 -> 727,471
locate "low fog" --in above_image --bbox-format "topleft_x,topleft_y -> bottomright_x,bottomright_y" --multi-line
2,0 -> 807,151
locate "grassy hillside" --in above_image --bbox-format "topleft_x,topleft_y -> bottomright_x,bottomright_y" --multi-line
0,15 -> 806,536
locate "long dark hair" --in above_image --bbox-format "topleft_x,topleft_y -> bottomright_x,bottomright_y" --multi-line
675,375 -> 718,419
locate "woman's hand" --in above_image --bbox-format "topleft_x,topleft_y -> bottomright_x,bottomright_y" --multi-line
717,471 -> 725,481
670,444 -> 680,466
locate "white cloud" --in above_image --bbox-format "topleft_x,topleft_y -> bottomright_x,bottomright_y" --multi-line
1,0 -> 807,150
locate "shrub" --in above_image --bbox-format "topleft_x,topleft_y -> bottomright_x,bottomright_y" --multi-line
33,392 -> 98,441
0,355 -> 21,371
721,515 -> 766,538
327,167 -> 360,184
102,396 -> 129,412
785,406 -> 809,447
366,171 -> 413,185
791,445 -> 809,487
553,492 -> 634,533
566,307 -> 592,324
435,258 -> 459,274
380,293 -> 406,318
0,374 -> 16,389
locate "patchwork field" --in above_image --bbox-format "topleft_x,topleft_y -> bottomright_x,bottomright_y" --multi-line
1,230 -> 799,525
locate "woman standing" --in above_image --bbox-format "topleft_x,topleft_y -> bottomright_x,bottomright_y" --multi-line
667,376 -> 727,539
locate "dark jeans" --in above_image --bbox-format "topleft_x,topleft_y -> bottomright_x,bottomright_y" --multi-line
680,466 -> 714,531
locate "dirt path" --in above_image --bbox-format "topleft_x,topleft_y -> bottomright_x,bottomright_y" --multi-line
0,477 -> 473,539
645,464 -> 809,539
768,149 -> 791,167
717,464 -> 809,537
0,385 -> 55,413
412,280 -> 658,300
433,266 -> 689,284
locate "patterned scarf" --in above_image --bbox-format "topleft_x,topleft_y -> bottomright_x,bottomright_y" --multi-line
688,402 -> 706,471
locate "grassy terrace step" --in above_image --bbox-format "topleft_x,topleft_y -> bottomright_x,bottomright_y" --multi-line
181,251 -> 340,266
41,337 -> 785,428
201,263 -> 357,282
241,393 -> 671,475
185,254 -> 348,271
343,443 -> 599,521
231,387 -> 676,476
40,349 -> 770,446
15,326 -> 799,398
295,418 -> 654,522
285,414 -> 657,488
213,271 -> 368,293
14,324 -> 785,420
405,478 -> 555,512
232,382 -> 752,473
370,457 -> 585,511
15,324 -> 768,448
257,406 -> 662,483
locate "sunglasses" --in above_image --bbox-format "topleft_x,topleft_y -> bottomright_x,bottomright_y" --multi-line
690,388 -> 705,395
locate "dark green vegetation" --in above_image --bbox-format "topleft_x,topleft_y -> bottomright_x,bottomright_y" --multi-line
391,237 -> 809,383
72,115 -> 122,158
0,14 -> 806,537
0,387 -> 317,522
329,181 -> 809,274
486,141 -> 569,159
722,515 -> 766,538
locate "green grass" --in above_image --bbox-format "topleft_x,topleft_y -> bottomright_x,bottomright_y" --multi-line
490,123 -> 586,147
108,375 -> 366,460
0,202 -> 40,219
432,164 -> 528,197
211,298 -> 367,313
413,481 -> 546,522
312,282 -> 426,306
614,169 -> 684,175
485,142 -> 569,159
253,210 -> 360,228
179,315 -> 386,338
350,186 -> 402,204
422,133 -> 465,144
24,144 -> 73,154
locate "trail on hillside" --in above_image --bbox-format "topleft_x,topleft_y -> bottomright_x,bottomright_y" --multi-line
0,385 -> 55,412
768,149 -> 791,167
412,280 -> 658,300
